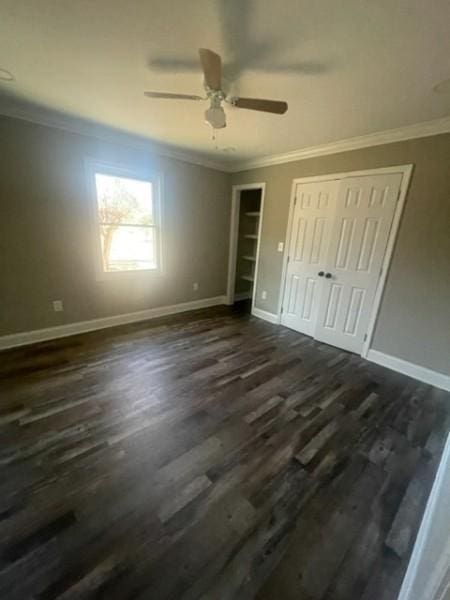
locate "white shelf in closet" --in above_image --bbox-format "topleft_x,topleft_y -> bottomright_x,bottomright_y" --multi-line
242,256 -> 256,262
244,234 -> 258,240
245,212 -> 260,217
241,275 -> 254,282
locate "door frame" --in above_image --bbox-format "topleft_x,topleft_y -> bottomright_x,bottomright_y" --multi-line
278,164 -> 413,358
226,183 -> 266,313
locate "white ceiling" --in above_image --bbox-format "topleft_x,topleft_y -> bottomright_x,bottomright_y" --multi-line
1,0 -> 450,165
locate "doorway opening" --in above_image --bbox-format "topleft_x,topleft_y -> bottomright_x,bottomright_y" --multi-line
226,183 -> 265,314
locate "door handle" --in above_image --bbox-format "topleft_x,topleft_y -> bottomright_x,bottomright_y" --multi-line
325,272 -> 333,279
318,271 -> 324,277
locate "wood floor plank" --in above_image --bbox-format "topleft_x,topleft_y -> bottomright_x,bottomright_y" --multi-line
0,301 -> 448,599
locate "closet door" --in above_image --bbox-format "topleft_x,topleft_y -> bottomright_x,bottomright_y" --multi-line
281,180 -> 339,335
314,172 -> 402,353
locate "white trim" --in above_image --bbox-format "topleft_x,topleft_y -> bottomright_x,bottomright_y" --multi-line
235,116 -> 450,171
367,349 -> 450,392
361,165 -> 413,357
0,103 -> 229,172
2,106 -> 450,174
226,183 -> 266,307
252,308 -> 280,325
278,165 -> 413,186
277,165 -> 413,360
84,158 -> 164,280
250,185 -> 266,315
0,296 -> 227,351
398,434 -> 450,600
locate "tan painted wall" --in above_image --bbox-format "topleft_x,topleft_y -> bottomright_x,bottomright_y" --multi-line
0,116 -> 231,335
232,134 -> 450,375
1,115 -> 449,376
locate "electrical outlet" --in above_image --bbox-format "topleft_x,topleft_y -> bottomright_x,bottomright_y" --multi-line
277,242 -> 284,252
52,300 -> 64,312
193,282 -> 199,291
261,291 -> 267,300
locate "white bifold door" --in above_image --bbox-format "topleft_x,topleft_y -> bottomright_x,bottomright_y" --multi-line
281,180 -> 340,336
281,172 -> 403,354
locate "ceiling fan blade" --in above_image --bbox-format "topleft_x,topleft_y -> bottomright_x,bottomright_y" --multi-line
232,97 -> 288,114
198,48 -> 222,90
144,91 -> 203,100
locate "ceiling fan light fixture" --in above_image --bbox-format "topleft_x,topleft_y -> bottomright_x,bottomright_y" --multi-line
204,105 -> 226,129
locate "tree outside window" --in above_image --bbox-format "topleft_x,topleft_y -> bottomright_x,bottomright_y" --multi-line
94,173 -> 158,272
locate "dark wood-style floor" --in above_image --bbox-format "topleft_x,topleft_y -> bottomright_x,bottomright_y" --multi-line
1,303 -> 449,600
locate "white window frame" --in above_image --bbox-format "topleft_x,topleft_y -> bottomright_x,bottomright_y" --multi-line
86,159 -> 163,280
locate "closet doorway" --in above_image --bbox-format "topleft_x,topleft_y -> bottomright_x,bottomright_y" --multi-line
226,183 -> 265,311
279,166 -> 412,356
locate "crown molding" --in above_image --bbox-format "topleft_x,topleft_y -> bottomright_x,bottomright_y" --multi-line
231,116 -> 450,172
0,102 -> 230,172
1,101 -> 449,174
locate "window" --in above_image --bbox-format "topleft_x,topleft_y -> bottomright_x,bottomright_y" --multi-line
91,166 -> 161,273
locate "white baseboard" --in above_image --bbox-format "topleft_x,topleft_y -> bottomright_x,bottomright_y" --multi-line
398,433 -> 450,600
252,307 -> 280,325
367,349 -> 450,392
0,296 -> 227,350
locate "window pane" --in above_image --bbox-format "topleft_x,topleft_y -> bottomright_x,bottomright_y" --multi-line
95,173 -> 153,226
100,225 -> 156,271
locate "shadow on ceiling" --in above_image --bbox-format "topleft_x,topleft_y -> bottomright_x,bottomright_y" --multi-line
147,0 -> 332,83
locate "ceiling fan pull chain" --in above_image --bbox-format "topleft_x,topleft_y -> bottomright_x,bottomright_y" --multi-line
211,128 -> 219,150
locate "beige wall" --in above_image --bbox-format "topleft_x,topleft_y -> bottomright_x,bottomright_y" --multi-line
0,116 -> 231,335
232,134 -> 450,375
1,115 -> 449,376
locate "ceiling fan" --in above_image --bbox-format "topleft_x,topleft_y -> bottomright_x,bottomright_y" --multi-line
144,48 -> 288,130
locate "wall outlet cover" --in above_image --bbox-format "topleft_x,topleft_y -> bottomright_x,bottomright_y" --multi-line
261,291 -> 267,300
277,242 -> 284,252
52,300 -> 64,312
193,282 -> 199,291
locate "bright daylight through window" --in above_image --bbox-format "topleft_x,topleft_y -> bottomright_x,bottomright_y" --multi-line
94,172 -> 158,272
